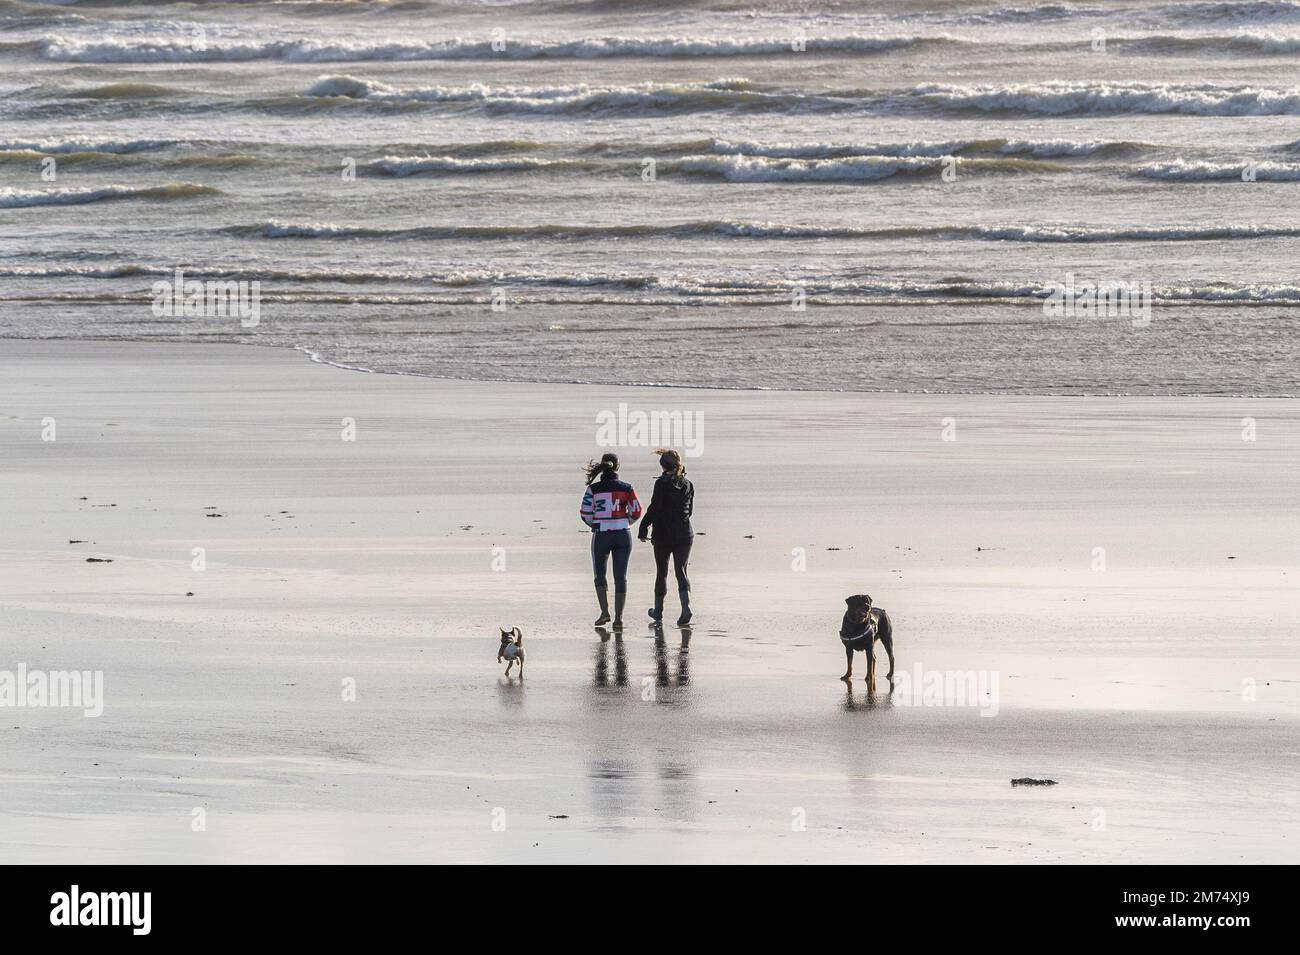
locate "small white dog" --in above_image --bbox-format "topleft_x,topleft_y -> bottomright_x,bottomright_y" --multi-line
497,627 -> 525,677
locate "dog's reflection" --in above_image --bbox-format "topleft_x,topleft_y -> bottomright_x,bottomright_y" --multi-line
653,626 -> 691,688
497,674 -> 525,706
593,626 -> 628,687
842,679 -> 894,712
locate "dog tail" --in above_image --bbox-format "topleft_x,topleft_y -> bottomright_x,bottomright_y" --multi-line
512,626 -> 523,645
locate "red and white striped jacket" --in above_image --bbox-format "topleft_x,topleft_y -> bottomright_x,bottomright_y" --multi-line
580,473 -> 642,532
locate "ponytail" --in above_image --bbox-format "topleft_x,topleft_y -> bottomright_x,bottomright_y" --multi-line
654,448 -> 685,480
585,452 -> 619,485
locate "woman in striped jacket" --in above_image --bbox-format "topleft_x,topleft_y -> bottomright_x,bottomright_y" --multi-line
580,453 -> 642,629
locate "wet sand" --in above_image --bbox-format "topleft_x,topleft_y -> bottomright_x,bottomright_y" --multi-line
1,340 -> 1297,863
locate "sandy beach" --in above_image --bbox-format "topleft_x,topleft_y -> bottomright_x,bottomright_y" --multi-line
0,339 -> 1296,863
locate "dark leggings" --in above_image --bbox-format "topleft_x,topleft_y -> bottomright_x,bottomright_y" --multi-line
591,529 -> 633,594
652,536 -> 692,597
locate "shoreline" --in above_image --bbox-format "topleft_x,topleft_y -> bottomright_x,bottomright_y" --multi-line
289,342 -> 1300,400
7,335 -> 1299,400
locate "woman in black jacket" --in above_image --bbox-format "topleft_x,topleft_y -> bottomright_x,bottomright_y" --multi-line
638,448 -> 695,626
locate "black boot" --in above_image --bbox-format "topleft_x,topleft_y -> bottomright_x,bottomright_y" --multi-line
648,591 -> 664,622
676,588 -> 692,627
594,587 -> 610,626
613,591 -> 627,630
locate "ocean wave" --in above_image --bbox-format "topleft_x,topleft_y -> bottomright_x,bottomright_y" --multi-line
481,275 -> 1300,305
297,76 -> 1300,117
35,33 -> 955,64
302,75 -> 852,114
68,82 -> 186,100
0,135 -> 1153,168
1148,1 -> 1300,24
166,153 -> 270,170
1137,158 -> 1300,179
707,136 -> 1151,159
0,0 -> 87,23
1157,282 -> 1300,301
996,138 -> 1148,157
0,137 -> 178,154
0,264 -> 163,279
705,136 -> 995,159
386,138 -> 553,156
934,3 -> 1112,25
0,148 -> 267,170
223,220 -> 764,241
224,218 -> 1300,243
15,72 -> 1256,124
0,148 -> 105,166
0,183 -> 219,208
968,223 -> 1300,240
0,263 -> 454,284
942,1 -> 1300,25
673,154 -> 1064,181
325,278 -> 1299,305
1118,31 -> 1300,54
7,259 -> 1300,305
907,81 -> 1300,115
223,219 -> 955,241
364,154 -> 593,176
18,26 -> 1300,70
677,154 -> 942,181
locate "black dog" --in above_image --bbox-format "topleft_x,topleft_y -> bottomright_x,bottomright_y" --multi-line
839,594 -> 894,687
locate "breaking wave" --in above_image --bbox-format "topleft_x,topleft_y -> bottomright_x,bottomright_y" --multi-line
224,218 -> 1300,243
34,33 -> 956,64
1137,158 -> 1300,179
0,182 -> 220,208
906,81 -> 1300,115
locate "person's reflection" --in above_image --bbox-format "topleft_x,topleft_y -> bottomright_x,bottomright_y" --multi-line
651,627 -> 696,820
676,627 -> 691,686
652,626 -> 691,690
654,629 -> 670,687
593,626 -> 628,687
584,627 -> 697,828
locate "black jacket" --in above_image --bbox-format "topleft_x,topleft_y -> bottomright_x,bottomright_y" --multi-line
639,472 -> 694,542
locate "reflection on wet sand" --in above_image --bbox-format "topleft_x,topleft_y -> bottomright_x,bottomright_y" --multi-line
654,627 -> 691,690
591,625 -> 692,696
593,626 -> 628,687
585,625 -> 700,831
496,674 -> 525,707
842,681 -> 895,713
835,678 -> 897,815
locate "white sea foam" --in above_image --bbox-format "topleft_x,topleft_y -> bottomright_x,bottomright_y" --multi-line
908,81 -> 1300,115
997,138 -> 1128,156
706,137 -> 984,158
1138,158 -> 1300,179
226,218 -> 1300,243
300,75 -> 859,114
364,154 -> 587,175
0,183 -> 218,207
36,33 -> 953,64
0,137 -> 178,154
299,77 -> 1300,117
676,154 -> 945,181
